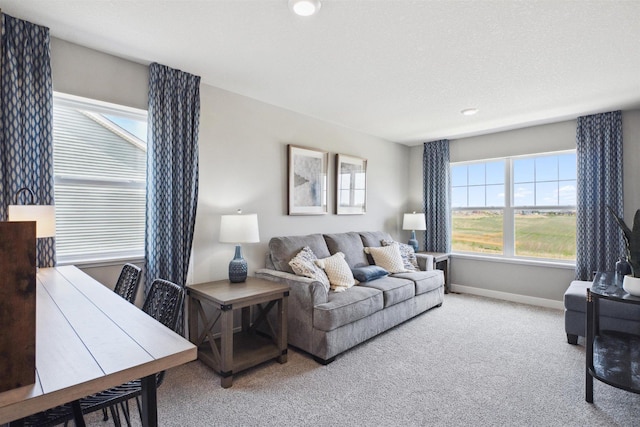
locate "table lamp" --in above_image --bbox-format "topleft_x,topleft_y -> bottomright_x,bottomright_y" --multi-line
403,212 -> 426,252
219,210 -> 260,283
8,187 -> 56,268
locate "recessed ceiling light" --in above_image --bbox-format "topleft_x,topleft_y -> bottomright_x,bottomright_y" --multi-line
289,0 -> 321,16
461,108 -> 479,116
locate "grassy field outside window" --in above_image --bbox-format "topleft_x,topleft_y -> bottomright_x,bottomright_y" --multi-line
451,151 -> 576,262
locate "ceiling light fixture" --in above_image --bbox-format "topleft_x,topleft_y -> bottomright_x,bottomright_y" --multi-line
289,0 -> 321,17
461,108 -> 479,116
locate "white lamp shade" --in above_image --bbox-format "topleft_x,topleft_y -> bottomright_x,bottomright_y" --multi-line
403,213 -> 426,231
8,205 -> 56,238
219,213 -> 260,243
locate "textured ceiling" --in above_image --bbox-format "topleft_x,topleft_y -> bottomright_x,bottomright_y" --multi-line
2,0 -> 640,145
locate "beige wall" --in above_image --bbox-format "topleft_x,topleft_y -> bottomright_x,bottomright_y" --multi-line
409,112 -> 640,306
50,38 -> 412,293
193,84 -> 410,284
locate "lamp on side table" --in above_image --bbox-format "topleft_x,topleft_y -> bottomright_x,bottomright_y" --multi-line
219,210 -> 260,283
403,211 -> 426,252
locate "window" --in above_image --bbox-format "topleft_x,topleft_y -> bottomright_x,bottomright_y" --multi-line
451,161 -> 505,254
53,93 -> 147,263
451,151 -> 576,261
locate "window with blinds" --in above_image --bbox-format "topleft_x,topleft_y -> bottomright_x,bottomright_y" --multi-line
53,94 -> 147,264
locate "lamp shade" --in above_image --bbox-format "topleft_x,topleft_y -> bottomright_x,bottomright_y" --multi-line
402,212 -> 426,231
8,205 -> 56,238
219,213 -> 260,243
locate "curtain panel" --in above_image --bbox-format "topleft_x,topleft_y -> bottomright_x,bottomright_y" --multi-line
0,13 -> 55,267
575,110 -> 624,280
146,63 -> 200,322
423,139 -> 451,253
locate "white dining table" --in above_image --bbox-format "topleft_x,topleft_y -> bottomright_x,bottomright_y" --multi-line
0,265 -> 197,426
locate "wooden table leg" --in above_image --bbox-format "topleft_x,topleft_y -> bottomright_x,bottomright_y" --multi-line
141,374 -> 158,427
188,295 -> 198,343
277,295 -> 288,363
220,304 -> 234,388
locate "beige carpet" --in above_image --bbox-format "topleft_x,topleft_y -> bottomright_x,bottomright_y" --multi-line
86,293 -> 640,426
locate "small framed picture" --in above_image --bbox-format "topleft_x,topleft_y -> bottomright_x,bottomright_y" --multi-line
336,154 -> 367,215
288,145 -> 328,215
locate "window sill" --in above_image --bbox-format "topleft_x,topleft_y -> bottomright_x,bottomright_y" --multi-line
450,252 -> 575,270
57,255 -> 145,269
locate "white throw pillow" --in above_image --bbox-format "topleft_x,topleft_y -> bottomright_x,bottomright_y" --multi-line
364,243 -> 408,273
314,252 -> 357,292
288,246 -> 330,292
382,239 -> 418,271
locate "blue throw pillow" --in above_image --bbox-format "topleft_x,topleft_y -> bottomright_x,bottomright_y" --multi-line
351,265 -> 389,282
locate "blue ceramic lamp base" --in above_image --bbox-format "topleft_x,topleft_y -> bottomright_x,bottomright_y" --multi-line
228,245 -> 248,283
407,230 -> 419,253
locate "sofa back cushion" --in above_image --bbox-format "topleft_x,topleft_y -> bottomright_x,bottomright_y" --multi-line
359,231 -> 393,248
268,234 -> 331,274
323,232 -> 370,268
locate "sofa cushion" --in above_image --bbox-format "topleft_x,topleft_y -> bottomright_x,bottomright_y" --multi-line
288,246 -> 330,292
358,276 -> 415,307
313,286 -> 383,331
364,244 -> 408,273
269,234 -> 331,274
392,270 -> 443,295
351,265 -> 389,282
315,252 -> 357,292
324,232 -> 370,268
382,239 -> 418,271
359,231 -> 393,248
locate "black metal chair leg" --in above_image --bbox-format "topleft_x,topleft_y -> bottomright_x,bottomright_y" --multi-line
70,401 -> 86,427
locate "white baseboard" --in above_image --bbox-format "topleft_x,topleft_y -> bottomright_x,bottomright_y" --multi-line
450,283 -> 564,310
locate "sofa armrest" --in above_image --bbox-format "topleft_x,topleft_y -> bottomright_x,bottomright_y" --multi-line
255,268 -> 329,306
256,268 -> 328,354
415,253 -> 434,271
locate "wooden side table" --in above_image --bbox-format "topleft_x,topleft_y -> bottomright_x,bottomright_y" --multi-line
187,277 -> 289,388
419,252 -> 450,293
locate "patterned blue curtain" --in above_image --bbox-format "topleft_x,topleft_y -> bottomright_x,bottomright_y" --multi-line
146,63 -> 200,310
575,111 -> 623,280
0,14 -> 55,267
423,139 -> 451,253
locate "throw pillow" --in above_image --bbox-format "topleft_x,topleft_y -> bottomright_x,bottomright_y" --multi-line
351,265 -> 389,282
314,252 -> 357,292
364,244 -> 408,273
288,246 -> 330,292
382,239 -> 418,271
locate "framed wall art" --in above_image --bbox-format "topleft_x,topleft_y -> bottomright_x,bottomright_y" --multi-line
336,154 -> 367,215
288,145 -> 328,215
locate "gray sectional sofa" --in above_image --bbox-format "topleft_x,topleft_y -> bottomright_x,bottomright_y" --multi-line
256,231 -> 445,364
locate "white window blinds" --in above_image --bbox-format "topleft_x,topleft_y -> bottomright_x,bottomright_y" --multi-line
53,94 -> 147,263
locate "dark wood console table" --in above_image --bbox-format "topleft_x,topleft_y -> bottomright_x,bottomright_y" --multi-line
586,271 -> 640,403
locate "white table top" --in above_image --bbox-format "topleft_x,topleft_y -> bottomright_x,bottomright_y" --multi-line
0,265 -> 196,424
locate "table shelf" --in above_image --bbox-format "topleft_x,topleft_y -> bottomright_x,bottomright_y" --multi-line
198,331 -> 282,374
590,330 -> 640,393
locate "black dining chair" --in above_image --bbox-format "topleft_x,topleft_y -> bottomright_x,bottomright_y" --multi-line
80,278 -> 185,426
23,278 -> 185,427
96,263 -> 140,422
113,263 -> 142,304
